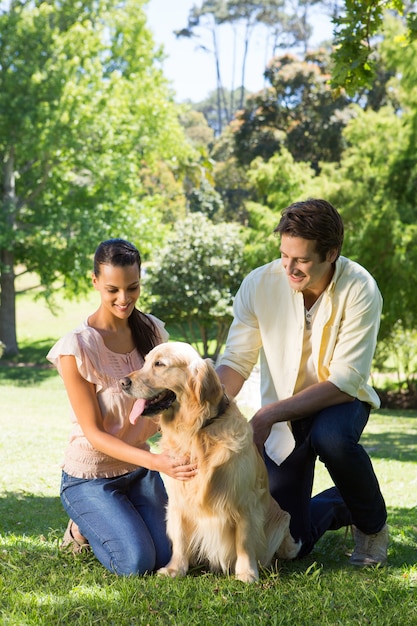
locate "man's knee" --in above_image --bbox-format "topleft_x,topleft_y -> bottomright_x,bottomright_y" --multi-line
310,424 -> 350,461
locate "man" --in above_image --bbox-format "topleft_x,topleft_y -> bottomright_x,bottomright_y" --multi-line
217,199 -> 388,565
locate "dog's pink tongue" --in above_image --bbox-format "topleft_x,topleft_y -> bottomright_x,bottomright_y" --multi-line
129,398 -> 147,425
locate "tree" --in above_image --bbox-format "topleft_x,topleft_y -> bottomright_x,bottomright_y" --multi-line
331,0 -> 417,94
254,0 -> 322,57
176,0 -> 323,132
175,0 -> 230,135
179,108 -> 215,149
212,155 -> 253,223
223,0 -> 316,110
242,148 -> 316,267
143,213 -> 246,361
313,105 -> 417,344
312,13 -> 417,345
230,50 -> 352,170
191,87 -> 250,136
0,0 -> 193,356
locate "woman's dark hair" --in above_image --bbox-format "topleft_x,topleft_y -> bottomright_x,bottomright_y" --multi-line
94,238 -> 159,358
274,199 -> 344,261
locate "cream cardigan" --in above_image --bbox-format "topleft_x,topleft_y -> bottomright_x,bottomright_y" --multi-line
219,256 -> 382,464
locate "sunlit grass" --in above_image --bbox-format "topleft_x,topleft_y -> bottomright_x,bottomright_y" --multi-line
15,291 -> 97,349
0,286 -> 416,625
1,374 -> 416,625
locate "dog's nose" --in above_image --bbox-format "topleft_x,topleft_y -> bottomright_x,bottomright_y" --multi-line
120,377 -> 132,390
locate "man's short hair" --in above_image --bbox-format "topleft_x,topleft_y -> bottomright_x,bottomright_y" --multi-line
274,199 -> 344,261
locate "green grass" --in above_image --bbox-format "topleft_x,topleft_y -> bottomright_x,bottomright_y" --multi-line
0,292 -> 416,625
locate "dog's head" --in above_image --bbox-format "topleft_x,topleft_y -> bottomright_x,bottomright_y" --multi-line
120,341 -> 224,427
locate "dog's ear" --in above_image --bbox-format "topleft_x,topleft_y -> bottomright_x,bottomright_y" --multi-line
190,358 -> 223,406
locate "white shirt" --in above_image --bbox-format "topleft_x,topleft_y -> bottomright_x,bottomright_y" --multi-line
219,256 -> 382,464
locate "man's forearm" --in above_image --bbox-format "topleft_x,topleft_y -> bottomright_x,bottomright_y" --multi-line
250,381 -> 354,452
216,364 -> 246,398
259,380 -> 353,425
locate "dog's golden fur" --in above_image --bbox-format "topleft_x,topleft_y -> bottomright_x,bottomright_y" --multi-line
122,341 -> 300,582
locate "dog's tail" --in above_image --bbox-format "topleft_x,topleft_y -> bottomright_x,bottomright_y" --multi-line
263,502 -> 301,564
275,526 -> 302,560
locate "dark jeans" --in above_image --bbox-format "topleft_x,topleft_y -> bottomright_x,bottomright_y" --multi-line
61,467 -> 171,575
265,400 -> 387,557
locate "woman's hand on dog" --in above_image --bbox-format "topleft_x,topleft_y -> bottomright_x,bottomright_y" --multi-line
153,450 -> 198,481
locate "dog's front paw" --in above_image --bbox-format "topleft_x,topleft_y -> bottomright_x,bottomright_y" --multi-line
235,556 -> 259,583
157,565 -> 187,578
235,570 -> 259,583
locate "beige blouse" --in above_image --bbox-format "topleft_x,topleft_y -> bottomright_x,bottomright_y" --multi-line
47,316 -> 168,479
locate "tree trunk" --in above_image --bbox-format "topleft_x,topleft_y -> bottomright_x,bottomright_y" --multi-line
239,20 -> 252,110
0,149 -> 19,357
0,248 -> 18,357
229,25 -> 237,121
212,24 -> 229,134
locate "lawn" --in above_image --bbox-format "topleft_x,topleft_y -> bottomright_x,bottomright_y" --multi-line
0,291 -> 416,625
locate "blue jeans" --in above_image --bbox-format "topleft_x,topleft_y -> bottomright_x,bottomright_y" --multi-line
265,400 -> 387,557
60,468 -> 171,575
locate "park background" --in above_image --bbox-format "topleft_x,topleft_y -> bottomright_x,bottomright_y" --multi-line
0,1 -> 417,624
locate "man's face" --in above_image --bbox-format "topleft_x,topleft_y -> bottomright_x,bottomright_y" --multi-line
280,234 -> 337,297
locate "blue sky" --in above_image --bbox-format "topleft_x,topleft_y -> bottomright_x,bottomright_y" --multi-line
145,0 -> 333,102
0,0 -> 332,103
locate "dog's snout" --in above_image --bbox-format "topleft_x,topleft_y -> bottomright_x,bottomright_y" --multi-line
120,376 -> 132,391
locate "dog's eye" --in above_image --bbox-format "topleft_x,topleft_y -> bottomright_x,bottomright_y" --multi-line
154,360 -> 165,367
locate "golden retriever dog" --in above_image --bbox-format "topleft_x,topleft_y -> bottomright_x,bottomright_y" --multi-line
120,341 -> 300,582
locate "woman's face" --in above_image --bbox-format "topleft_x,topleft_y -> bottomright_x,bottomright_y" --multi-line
92,263 -> 140,320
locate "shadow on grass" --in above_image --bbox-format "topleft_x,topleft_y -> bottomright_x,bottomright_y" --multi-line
0,492 -> 416,571
0,339 -> 57,385
0,491 -> 66,535
361,429 -> 417,463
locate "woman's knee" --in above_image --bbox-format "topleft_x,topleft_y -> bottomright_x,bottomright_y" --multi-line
107,544 -> 157,576
88,530 -> 157,576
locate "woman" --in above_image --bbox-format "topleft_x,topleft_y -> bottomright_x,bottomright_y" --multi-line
47,239 -> 197,575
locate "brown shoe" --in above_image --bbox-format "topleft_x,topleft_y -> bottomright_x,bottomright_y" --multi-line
349,524 -> 388,566
61,519 -> 90,554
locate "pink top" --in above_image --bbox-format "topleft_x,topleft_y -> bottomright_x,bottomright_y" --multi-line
47,316 -> 168,479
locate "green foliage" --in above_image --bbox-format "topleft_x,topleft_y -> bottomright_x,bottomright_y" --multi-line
191,87 -> 252,136
248,149 -> 315,209
179,108 -> 215,149
242,149 -> 316,267
374,321 -> 417,392
143,213 -> 246,360
230,51 -> 352,171
330,0 -> 417,94
0,0 -> 191,279
187,177 -> 225,220
314,145 -> 415,343
211,156 -> 253,223
0,0 -> 194,354
407,8 -> 417,39
313,15 -> 417,344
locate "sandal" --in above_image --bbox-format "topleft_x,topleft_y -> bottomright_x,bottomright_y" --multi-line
61,519 -> 90,554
